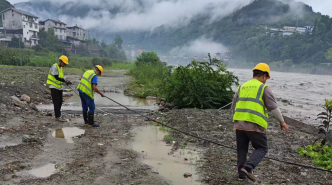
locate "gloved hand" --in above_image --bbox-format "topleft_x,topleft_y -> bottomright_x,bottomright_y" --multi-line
65,80 -> 73,85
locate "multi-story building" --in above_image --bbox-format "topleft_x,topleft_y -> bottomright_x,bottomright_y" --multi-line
0,8 -> 39,46
66,25 -> 86,46
39,19 -> 66,40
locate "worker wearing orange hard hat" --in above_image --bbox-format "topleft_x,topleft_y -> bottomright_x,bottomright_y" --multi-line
46,55 -> 72,122
77,65 -> 105,127
232,63 -> 289,182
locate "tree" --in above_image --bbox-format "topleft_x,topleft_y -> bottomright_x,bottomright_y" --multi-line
8,37 -> 24,48
136,52 -> 161,66
113,35 -> 123,50
35,28 -> 66,53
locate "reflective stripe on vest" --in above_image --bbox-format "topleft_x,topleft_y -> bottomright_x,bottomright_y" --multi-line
77,70 -> 96,99
46,64 -> 63,89
233,79 -> 269,129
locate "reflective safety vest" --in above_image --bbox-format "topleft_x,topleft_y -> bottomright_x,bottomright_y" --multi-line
46,63 -> 63,89
77,70 -> 96,99
233,79 -> 269,130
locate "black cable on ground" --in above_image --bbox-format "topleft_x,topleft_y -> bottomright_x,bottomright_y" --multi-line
67,85 -> 332,173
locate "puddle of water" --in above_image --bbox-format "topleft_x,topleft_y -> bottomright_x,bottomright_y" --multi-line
52,127 -> 85,143
29,163 -> 56,178
67,92 -> 158,107
131,126 -> 201,185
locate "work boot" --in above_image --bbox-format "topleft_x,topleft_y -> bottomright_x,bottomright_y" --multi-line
238,171 -> 246,181
87,112 -> 100,128
240,168 -> 255,182
56,117 -> 67,122
83,111 -> 88,125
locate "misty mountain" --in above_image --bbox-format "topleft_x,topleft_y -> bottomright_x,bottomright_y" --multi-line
12,0 -> 331,65
14,0 -> 320,48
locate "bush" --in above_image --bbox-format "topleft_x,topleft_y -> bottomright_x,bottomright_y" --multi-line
160,55 -> 239,109
135,51 -> 161,66
0,47 -> 32,66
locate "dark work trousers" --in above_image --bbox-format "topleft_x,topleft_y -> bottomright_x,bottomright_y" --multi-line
50,88 -> 63,118
236,129 -> 268,173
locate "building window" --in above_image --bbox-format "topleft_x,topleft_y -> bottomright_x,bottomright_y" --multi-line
35,24 -> 37,29
24,25 -> 25,28
3,14 -> 4,20
29,23 -> 32,28
12,13 -> 14,17
34,40 -> 36,44
24,38 -> 26,42
12,21 -> 15,26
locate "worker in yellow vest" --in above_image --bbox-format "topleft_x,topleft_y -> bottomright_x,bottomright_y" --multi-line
77,65 -> 105,127
46,55 -> 72,122
232,63 -> 289,182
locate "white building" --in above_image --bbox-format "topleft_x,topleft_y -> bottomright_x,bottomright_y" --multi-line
40,19 -> 66,40
295,27 -> 306,34
0,8 -> 39,46
66,25 -> 86,45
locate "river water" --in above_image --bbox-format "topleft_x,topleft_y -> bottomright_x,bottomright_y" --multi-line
230,68 -> 332,126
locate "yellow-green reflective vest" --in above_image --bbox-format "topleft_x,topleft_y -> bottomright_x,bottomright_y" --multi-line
233,79 -> 269,130
46,63 -> 63,89
77,70 -> 96,99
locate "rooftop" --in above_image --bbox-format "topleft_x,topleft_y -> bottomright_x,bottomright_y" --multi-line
67,25 -> 85,30
0,8 -> 38,18
40,19 -> 66,25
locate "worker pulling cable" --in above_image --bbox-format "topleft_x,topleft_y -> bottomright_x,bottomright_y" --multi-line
65,67 -> 331,177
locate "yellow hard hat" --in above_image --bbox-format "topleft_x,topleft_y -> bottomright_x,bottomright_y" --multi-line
95,65 -> 104,76
253,63 -> 270,79
59,55 -> 69,65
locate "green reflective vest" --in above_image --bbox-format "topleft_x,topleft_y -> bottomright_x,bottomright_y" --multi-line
77,70 -> 96,99
46,63 -> 63,89
233,79 -> 269,130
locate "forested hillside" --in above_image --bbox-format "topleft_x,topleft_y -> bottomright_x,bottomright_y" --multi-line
13,0 -> 332,66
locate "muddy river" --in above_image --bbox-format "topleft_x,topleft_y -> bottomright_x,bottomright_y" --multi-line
230,68 -> 332,126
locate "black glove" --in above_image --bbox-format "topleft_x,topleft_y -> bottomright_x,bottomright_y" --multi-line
65,80 -> 73,85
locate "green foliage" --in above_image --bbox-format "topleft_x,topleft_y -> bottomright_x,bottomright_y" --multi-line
0,47 -> 32,66
160,54 -> 238,109
163,135 -> 175,142
325,48 -> 332,61
35,28 -> 67,54
135,52 -> 161,66
297,143 -> 332,171
127,56 -> 171,98
8,37 -> 25,48
317,99 -> 332,145
99,36 -> 127,60
113,35 -> 123,50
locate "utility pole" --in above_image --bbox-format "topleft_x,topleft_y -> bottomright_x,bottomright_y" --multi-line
19,35 -> 22,66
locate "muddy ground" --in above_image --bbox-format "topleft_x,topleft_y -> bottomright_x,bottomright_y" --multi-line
165,109 -> 332,184
0,67 -> 170,185
0,66 -> 331,185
